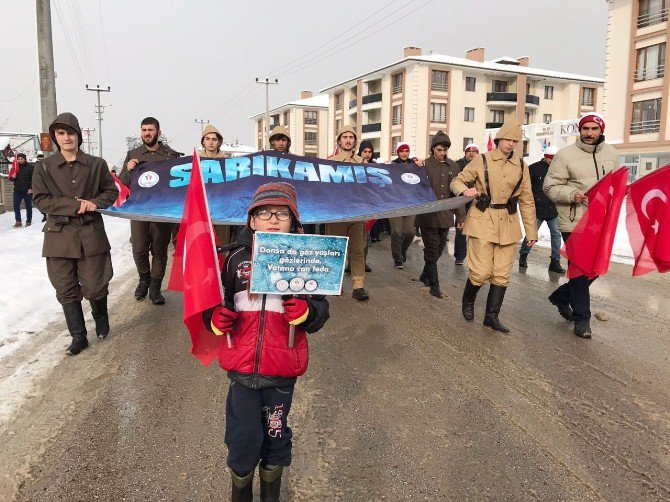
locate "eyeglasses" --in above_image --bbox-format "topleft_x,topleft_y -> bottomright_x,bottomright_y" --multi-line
254,210 -> 292,221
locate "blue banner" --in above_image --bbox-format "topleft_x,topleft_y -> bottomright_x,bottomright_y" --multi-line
250,232 -> 348,296
100,151 -> 470,224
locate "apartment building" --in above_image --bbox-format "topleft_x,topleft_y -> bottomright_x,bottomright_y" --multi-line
604,0 -> 669,179
250,91 -> 329,157
320,47 -> 603,161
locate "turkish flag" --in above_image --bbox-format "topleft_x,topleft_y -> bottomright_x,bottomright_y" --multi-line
110,171 -> 130,207
168,150 -> 225,365
487,133 -> 493,152
8,153 -> 19,179
561,167 -> 628,279
626,164 -> 670,276
364,219 -> 376,232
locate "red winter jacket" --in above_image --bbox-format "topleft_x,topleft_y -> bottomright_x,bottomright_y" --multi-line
205,227 -> 329,389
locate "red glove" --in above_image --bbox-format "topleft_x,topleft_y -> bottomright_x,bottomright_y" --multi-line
282,298 -> 309,325
211,306 -> 238,335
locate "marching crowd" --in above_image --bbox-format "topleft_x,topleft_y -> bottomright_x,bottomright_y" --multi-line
17,108 -> 616,501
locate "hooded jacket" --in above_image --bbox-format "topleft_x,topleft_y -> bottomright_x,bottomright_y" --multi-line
204,227 -> 330,389
328,125 -> 362,162
358,140 -> 375,162
269,125 -> 292,152
200,124 -> 226,159
543,138 -> 618,232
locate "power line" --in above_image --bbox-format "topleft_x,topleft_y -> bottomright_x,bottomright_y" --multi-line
52,0 -> 86,83
97,0 -> 110,80
67,0 -> 97,82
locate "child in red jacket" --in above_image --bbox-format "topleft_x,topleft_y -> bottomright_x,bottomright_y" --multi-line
205,182 -> 329,502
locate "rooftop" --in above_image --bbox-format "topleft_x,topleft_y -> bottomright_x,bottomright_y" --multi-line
249,93 -> 329,119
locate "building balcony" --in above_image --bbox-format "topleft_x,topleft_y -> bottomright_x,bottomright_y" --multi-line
486,122 -> 504,129
630,119 -> 661,134
486,92 -> 540,108
638,8 -> 668,28
361,123 -> 382,133
349,99 -> 357,109
525,95 -> 540,107
634,65 -> 665,81
362,93 -> 383,105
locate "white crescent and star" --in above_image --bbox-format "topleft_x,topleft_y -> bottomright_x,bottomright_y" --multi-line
641,189 -> 668,234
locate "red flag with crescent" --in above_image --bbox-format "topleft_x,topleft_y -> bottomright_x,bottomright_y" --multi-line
168,150 -> 224,365
110,171 -> 130,207
561,167 -> 628,279
487,133 -> 493,152
626,163 -> 670,276
8,152 -> 19,179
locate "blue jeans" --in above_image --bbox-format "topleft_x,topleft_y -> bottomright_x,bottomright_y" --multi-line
520,217 -> 561,261
13,191 -> 33,223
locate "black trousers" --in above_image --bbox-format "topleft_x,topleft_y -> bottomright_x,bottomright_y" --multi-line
454,227 -> 467,261
420,227 -> 448,263
548,232 -> 598,321
225,381 -> 294,476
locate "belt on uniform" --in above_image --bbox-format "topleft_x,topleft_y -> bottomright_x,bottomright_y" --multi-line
489,203 -> 508,209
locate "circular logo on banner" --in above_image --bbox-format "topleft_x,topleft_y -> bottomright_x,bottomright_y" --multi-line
401,172 -> 420,185
138,171 -> 159,188
290,277 -> 305,291
275,279 -> 289,292
304,280 -> 318,292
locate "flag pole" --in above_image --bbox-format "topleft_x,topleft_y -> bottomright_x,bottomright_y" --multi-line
194,149 -> 231,349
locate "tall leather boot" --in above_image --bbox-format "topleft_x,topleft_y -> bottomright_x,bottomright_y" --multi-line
483,284 -> 510,333
230,469 -> 253,502
134,272 -> 151,300
419,263 -> 430,287
149,278 -> 165,305
461,279 -> 481,321
259,464 -> 283,502
62,301 -> 89,355
428,262 -> 443,298
90,296 -> 110,339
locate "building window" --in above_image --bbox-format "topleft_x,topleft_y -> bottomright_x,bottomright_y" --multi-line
491,110 -> 505,123
462,137 -> 474,151
638,0 -> 668,28
544,85 -> 554,100
543,114 -> 553,124
283,111 -> 290,125
636,43 -> 666,81
581,87 -> 596,106
464,107 -> 475,122
631,98 -> 662,133
430,103 -> 447,123
335,93 -> 343,111
465,76 -> 476,92
304,131 -> 317,146
526,82 -> 531,94
257,120 -> 262,134
392,73 -> 403,95
335,119 -> 342,134
524,112 -> 531,125
304,110 -> 317,125
431,70 -> 448,92
492,80 -> 508,93
270,114 -> 280,129
392,136 -> 401,151
392,105 -> 402,125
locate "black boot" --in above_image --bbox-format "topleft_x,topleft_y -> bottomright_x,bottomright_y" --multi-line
134,272 -> 151,300
149,278 -> 165,305
62,302 -> 89,355
548,259 -> 566,274
574,319 -> 592,338
428,262 -> 442,298
90,296 -> 110,339
483,285 -> 510,333
548,294 -> 573,321
259,464 -> 283,502
519,254 -> 528,268
461,279 -> 481,322
352,288 -> 370,301
419,263 -> 430,287
230,469 -> 253,502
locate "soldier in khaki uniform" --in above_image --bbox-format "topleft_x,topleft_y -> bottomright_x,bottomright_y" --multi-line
451,118 -> 537,332
32,112 -> 119,355
119,117 -> 182,305
200,124 -> 232,247
325,125 -> 369,301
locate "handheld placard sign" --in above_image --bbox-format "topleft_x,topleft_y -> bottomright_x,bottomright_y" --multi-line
250,232 -> 349,347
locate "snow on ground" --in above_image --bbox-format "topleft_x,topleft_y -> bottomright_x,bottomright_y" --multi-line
535,199 -> 634,265
0,211 -> 134,358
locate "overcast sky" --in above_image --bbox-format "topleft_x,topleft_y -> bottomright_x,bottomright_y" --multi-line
2,0 -> 608,165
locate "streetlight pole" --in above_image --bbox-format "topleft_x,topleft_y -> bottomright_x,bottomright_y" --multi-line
255,77 -> 278,149
195,118 -> 209,134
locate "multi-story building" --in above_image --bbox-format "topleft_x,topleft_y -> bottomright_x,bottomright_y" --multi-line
604,0 -> 669,179
250,91 -> 329,157
320,47 -> 604,161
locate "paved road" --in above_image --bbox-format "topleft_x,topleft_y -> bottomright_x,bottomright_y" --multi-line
3,237 -> 670,501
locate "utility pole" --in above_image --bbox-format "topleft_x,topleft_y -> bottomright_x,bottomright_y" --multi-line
81,127 -> 95,154
36,0 -> 58,152
255,77 -> 279,149
195,118 -> 209,134
86,85 -> 111,158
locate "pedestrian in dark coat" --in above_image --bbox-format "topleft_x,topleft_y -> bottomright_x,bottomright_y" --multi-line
414,131 -> 466,298
10,153 -> 34,227
32,112 -> 118,355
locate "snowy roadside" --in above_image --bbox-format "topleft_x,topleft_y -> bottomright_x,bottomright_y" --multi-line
0,212 -> 134,358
